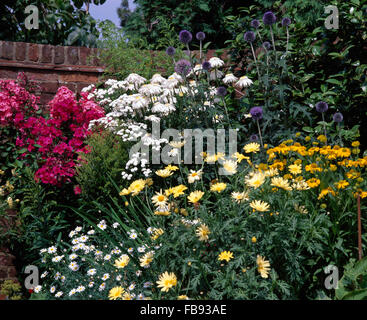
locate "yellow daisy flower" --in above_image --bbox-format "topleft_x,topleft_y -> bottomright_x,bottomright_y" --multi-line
256,255 -> 271,278
249,200 -> 270,212
210,182 -> 227,193
243,142 -> 261,153
187,190 -> 205,204
156,272 -> 177,292
218,251 -> 234,262
196,224 -> 210,242
108,287 -> 125,300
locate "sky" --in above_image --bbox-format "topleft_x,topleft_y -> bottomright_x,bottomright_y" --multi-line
89,0 -> 136,27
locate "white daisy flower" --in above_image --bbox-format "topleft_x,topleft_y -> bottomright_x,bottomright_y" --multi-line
235,76 -> 253,89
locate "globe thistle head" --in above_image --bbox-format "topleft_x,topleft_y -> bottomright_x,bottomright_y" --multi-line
282,17 -> 291,27
174,59 -> 192,76
196,31 -> 206,41
333,112 -> 343,123
166,46 -> 176,56
216,86 -> 227,97
244,31 -> 256,43
250,134 -> 259,142
263,11 -> 277,25
250,106 -> 263,120
263,41 -> 271,50
179,30 -> 193,44
202,61 -> 211,71
251,19 -> 260,29
315,101 -> 329,113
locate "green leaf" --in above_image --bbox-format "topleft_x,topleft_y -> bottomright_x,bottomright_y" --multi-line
343,289 -> 367,300
326,79 -> 342,86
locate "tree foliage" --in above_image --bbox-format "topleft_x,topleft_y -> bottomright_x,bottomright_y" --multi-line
118,0 -> 257,50
0,0 -> 107,47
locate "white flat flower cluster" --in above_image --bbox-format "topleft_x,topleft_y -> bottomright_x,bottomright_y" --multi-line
36,222 -> 162,300
82,58 -> 252,181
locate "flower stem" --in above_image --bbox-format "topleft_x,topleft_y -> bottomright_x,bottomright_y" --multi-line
270,25 -> 277,64
250,42 -> 261,84
322,113 -> 328,145
256,119 -> 264,148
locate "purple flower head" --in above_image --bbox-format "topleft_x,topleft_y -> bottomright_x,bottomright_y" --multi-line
166,46 -> 176,56
315,101 -> 328,113
263,41 -> 271,50
263,11 -> 277,25
333,112 -> 343,123
202,61 -> 211,71
250,106 -> 263,120
196,31 -> 206,41
216,86 -> 227,97
244,31 -> 256,43
179,30 -> 193,44
250,134 -> 259,142
282,17 -> 291,27
174,59 -> 192,76
251,19 -> 260,29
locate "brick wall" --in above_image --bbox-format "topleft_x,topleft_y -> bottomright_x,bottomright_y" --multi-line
0,41 -> 105,105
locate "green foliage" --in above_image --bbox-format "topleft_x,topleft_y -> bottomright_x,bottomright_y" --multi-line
13,168 -> 71,264
334,257 -> 367,300
224,0 -> 367,148
97,20 -> 177,80
119,0 -> 256,49
0,280 -> 22,300
0,0 -> 105,46
75,129 -> 130,205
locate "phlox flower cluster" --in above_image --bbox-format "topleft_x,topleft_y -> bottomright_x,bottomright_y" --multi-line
0,79 -> 105,185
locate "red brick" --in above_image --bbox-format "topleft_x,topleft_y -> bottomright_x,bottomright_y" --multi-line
40,45 -> 53,63
66,47 -> 79,65
25,70 -> 58,82
0,255 -> 15,266
59,72 -> 98,83
59,82 -> 76,92
1,42 -> 14,60
79,47 -> 91,65
28,43 -> 39,62
39,93 -> 55,106
0,69 -> 19,80
54,46 -> 65,64
0,267 -> 7,279
15,42 -> 26,61
40,81 -> 59,93
7,267 -> 17,278
76,82 -> 91,93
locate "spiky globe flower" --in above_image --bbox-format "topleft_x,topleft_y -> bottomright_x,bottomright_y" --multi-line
263,11 -> 277,25
202,61 -> 211,71
315,101 -> 329,113
251,19 -> 260,29
179,30 -> 193,44
250,106 -> 263,120
196,31 -> 206,41
244,31 -> 256,42
250,134 -> 259,142
166,46 -> 176,56
263,41 -> 271,50
282,17 -> 291,27
174,59 -> 192,76
333,112 -> 344,123
216,86 -> 227,97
